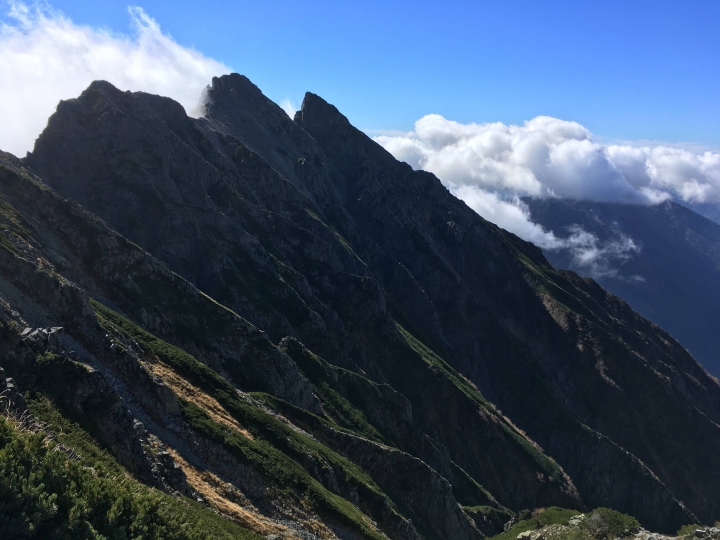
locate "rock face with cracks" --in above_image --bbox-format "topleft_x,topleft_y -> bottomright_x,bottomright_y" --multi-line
0,74 -> 718,539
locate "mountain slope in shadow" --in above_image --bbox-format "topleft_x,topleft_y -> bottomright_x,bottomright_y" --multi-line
526,198 -> 720,376
0,74 -> 715,536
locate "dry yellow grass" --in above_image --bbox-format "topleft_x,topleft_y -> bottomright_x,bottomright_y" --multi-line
144,361 -> 254,440
143,361 -> 342,539
166,448 -> 291,537
167,448 -> 338,539
143,361 -> 341,538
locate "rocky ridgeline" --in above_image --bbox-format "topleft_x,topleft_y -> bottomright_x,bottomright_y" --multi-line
1,73 -> 720,538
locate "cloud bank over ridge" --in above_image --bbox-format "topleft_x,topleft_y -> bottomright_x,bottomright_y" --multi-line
376,114 -> 720,206
375,115 -> 720,278
0,1 -> 230,157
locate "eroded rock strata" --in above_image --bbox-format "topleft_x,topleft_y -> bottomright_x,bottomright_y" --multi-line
0,74 -> 718,538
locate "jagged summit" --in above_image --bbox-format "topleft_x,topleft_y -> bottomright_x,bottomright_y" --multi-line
205,72 -> 288,122
83,78 -> 127,96
199,73 -> 338,204
295,91 -> 353,131
2,75 -> 720,537
56,79 -> 189,123
209,72 -> 263,94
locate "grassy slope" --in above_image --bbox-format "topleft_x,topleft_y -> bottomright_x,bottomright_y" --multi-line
279,338 -> 394,444
395,322 -> 569,487
91,298 -> 391,540
0,400 -> 262,540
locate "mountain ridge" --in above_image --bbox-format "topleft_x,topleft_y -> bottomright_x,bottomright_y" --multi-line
0,74 -> 718,538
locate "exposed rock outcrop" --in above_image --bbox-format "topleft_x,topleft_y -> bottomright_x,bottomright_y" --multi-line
0,73 -> 717,538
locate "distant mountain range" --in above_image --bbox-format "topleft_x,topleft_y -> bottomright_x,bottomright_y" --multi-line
686,202 -> 720,227
1,74 -> 719,538
526,198 -> 720,377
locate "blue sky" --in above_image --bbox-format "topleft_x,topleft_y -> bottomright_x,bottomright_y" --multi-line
12,0 -> 719,146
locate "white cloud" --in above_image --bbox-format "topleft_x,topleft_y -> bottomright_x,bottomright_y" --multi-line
375,113 -> 720,279
452,184 -> 640,278
0,1 -> 230,157
376,113 -> 720,206
451,186 -> 560,248
375,114 -> 708,204
560,225 -> 642,280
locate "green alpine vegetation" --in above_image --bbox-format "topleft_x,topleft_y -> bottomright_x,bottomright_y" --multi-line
0,414 -> 261,540
91,298 -> 396,540
491,507 -> 641,540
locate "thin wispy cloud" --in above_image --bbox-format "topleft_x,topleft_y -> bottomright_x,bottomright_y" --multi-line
0,1 -> 230,156
280,98 -> 297,119
448,185 -> 642,278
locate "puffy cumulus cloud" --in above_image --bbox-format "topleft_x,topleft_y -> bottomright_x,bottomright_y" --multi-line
0,1 -> 230,157
374,114 -> 720,279
607,144 -> 720,204
375,114 -> 662,204
376,114 -> 720,207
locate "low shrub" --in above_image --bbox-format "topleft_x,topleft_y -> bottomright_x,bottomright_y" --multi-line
581,508 -> 641,540
0,415 -> 261,540
491,506 -> 581,540
677,524 -> 703,537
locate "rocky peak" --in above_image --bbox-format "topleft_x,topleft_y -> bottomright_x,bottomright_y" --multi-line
50,80 -> 189,135
203,72 -> 302,148
206,73 -> 273,112
25,79 -> 226,220
4,74 -> 720,535
202,74 -> 347,207
294,92 -> 353,136
294,89 -> 451,212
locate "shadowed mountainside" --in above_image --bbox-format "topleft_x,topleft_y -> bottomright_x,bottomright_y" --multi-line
0,74 -> 718,538
526,198 -> 720,376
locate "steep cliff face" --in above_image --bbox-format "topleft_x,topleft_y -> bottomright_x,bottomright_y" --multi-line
23,78 -> 579,519
292,92 -> 720,529
525,198 -> 720,377
0,73 -> 717,538
0,152 -> 485,540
